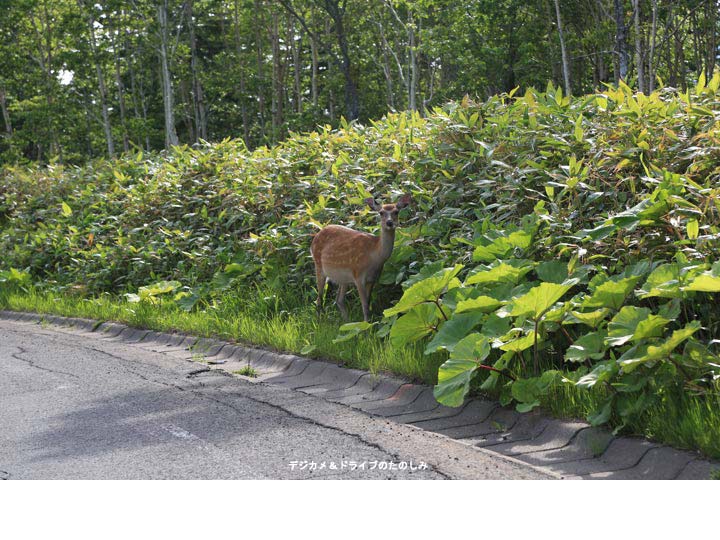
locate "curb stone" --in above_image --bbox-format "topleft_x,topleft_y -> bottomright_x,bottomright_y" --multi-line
1,309 -> 718,480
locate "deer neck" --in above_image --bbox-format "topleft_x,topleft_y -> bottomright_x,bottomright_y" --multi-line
377,226 -> 396,262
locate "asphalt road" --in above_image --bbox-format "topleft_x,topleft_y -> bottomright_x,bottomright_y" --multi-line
0,319 -> 549,479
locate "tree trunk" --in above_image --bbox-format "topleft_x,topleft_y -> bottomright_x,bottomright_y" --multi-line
614,0 -> 629,82
271,10 -> 283,137
310,32 -> 319,107
632,0 -> 644,93
232,0 -> 250,146
324,0 -> 359,120
186,0 -> 207,142
408,11 -> 418,111
82,1 -> 115,158
111,23 -> 130,153
648,0 -> 658,92
158,0 -> 179,148
0,88 -> 12,135
291,19 -> 303,114
254,0 -> 266,139
553,0 -> 572,96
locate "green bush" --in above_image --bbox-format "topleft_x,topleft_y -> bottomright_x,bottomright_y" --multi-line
2,76 -> 720,431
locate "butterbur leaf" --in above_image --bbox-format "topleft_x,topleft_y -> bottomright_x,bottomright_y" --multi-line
606,306 -> 668,347
433,358 -> 478,408
472,231 -> 532,262
509,280 -> 576,319
684,273 -> 720,292
384,265 -> 463,317
389,304 -> 440,348
637,264 -> 681,299
618,321 -> 702,372
582,276 -> 640,310
565,330 -> 607,362
425,312 -> 485,355
535,260 -> 568,283
455,295 -> 504,314
464,260 -> 533,287
564,309 -> 610,328
576,360 -> 618,388
500,330 -> 536,352
138,280 -> 181,299
450,333 -> 492,362
511,370 -> 559,412
587,397 -> 614,426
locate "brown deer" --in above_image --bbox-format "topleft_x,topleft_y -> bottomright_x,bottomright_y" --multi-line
311,194 -> 412,322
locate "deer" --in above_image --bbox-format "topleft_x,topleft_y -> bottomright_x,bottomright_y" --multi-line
311,194 -> 412,322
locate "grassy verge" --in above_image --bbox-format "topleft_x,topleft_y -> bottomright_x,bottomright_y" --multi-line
2,286 -> 719,460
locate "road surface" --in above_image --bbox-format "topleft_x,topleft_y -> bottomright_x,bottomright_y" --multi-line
0,319 -> 549,479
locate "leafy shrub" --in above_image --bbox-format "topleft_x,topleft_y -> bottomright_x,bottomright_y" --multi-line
2,75 -> 720,428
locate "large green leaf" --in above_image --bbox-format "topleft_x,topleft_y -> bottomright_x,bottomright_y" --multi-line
500,330 -> 536,352
582,276 -> 640,310
564,308 -> 610,328
606,306 -> 669,347
618,322 -> 702,372
433,334 -> 492,407
575,360 -> 618,389
433,358 -> 478,408
636,263 -> 682,299
389,304 -> 441,348
384,265 -> 463,317
472,230 -> 532,262
535,260 -> 568,283
511,370 -> 559,412
509,280 -> 576,319
464,260 -> 534,287
684,273 -> 720,292
450,332 -> 492,361
455,295 -> 504,314
138,280 -> 182,299
425,312 -> 486,354
565,330 -> 607,363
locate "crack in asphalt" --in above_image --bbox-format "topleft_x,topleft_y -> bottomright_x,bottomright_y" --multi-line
10,346 -> 80,380
0,470 -> 9,480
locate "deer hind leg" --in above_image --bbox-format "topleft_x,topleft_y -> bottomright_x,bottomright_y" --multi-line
335,283 -> 349,320
316,270 -> 327,314
355,279 -> 371,322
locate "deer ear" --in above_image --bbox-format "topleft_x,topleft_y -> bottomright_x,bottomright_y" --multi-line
396,193 -> 412,209
365,197 -> 379,211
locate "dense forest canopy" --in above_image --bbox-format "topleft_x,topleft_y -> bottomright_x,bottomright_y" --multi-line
0,0 -> 718,165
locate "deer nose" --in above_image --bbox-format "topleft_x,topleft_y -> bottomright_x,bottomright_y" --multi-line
386,219 -> 394,227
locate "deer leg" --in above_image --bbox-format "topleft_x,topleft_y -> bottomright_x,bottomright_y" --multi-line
335,283 -> 349,320
316,271 -> 327,314
355,279 -> 371,322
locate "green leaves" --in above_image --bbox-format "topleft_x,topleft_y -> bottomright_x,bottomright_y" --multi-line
606,307 -> 669,347
425,311 -> 485,354
509,280 -> 576,319
511,370 -> 559,412
433,334 -> 491,407
383,265 -> 463,318
389,304 -> 441,348
619,322 -> 702,372
464,260 -> 533,286
565,330 -> 607,363
582,276 -> 640,310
